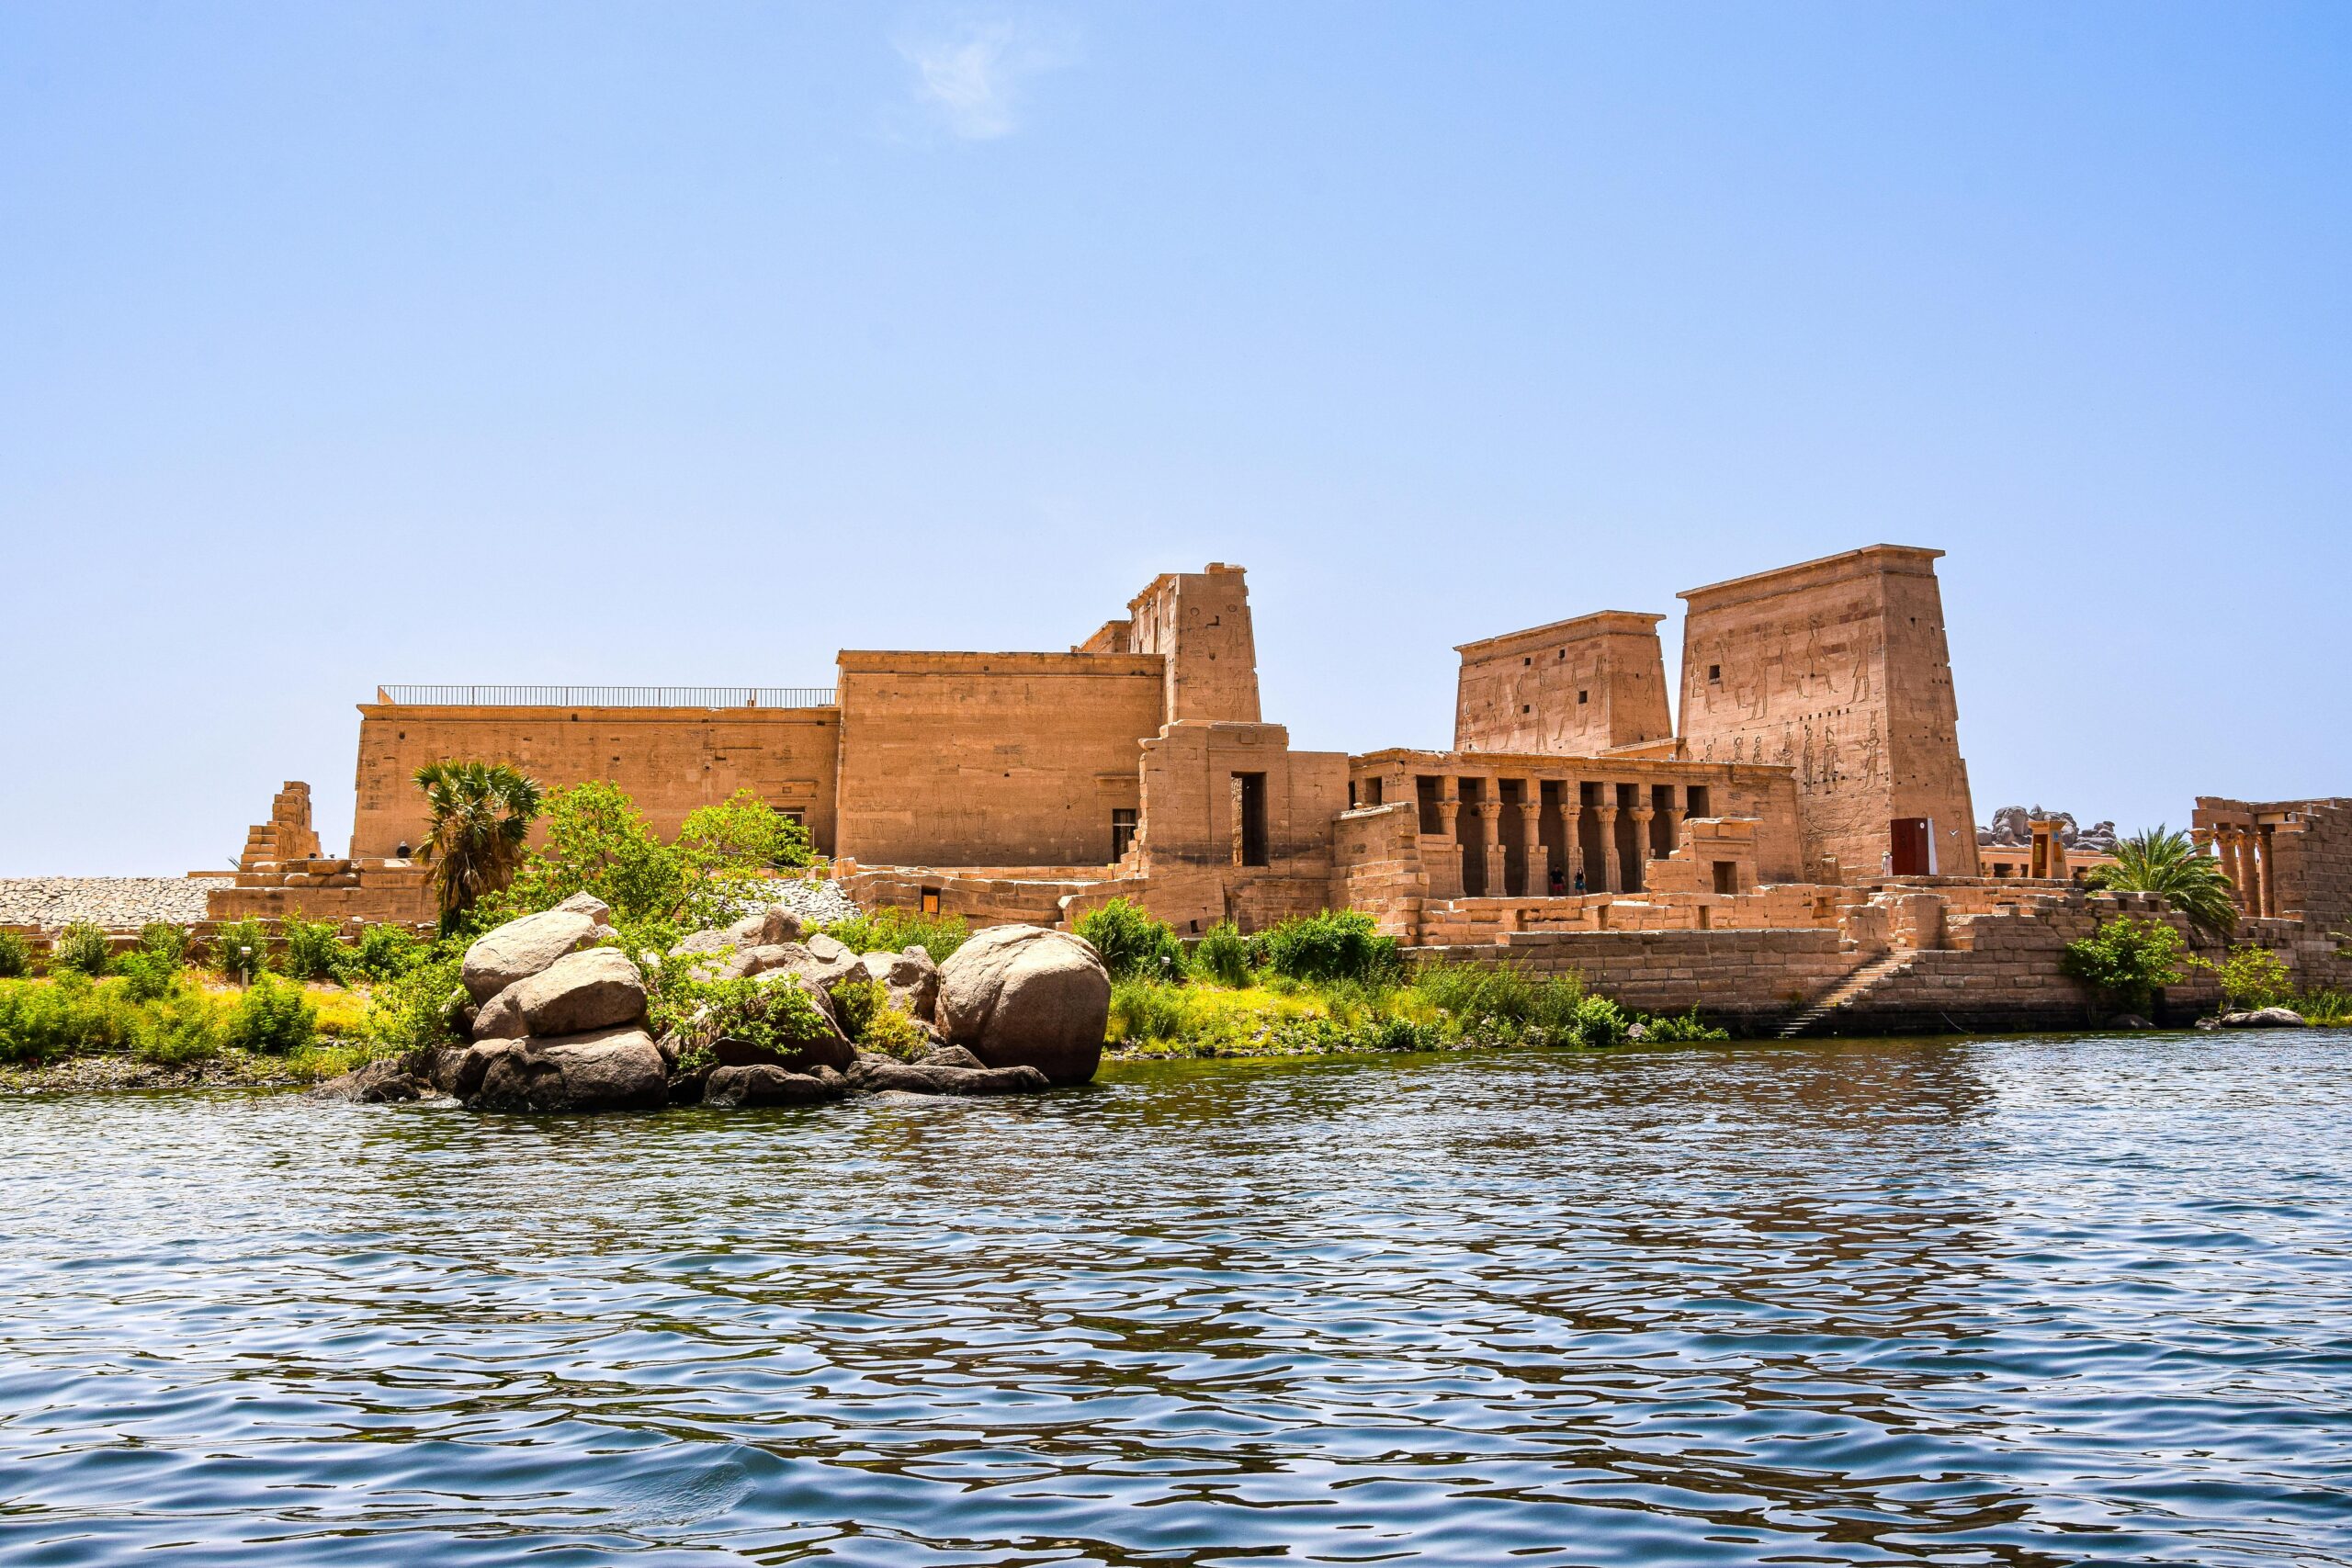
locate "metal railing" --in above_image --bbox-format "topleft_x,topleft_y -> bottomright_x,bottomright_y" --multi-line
376,685 -> 836,709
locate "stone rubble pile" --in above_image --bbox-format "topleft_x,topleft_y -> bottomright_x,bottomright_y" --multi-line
0,877 -> 232,930
315,897 -> 1110,1111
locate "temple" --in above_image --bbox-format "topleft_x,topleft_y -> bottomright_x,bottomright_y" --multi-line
200,545 -> 2352,1032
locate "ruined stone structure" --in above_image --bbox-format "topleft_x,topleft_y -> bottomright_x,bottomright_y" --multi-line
1679,547 -> 1978,882
181,544 -> 2338,1032
2194,796 -> 2352,931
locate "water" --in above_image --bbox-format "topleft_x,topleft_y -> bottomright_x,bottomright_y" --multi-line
4,1034 -> 2350,1566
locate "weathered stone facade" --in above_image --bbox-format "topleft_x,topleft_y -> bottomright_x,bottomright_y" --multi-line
170,545 -> 2337,1036
1679,547 -> 1979,882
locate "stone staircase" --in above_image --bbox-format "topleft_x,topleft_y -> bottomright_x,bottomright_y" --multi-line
1778,952 -> 1917,1039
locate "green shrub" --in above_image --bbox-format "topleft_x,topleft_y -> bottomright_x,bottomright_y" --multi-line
1570,993 -> 1632,1047
2061,917 -> 2188,1016
820,908 -> 970,962
648,969 -> 832,1059
1108,976 -> 1193,1043
278,908 -> 345,983
1258,910 -> 1400,986
209,917 -> 274,984
832,977 -> 930,1060
2296,988 -> 2352,1026
1075,898 -> 1185,981
51,921 -> 114,976
2194,944 -> 2293,1011
221,975 -> 317,1055
137,922 -> 191,966
362,950 -> 468,1052
0,931 -> 34,979
1634,1009 -> 1730,1043
504,780 -> 685,927
337,923 -> 429,984
132,985 -> 222,1065
1192,921 -> 1254,987
676,788 -> 814,874
0,975 -> 141,1063
118,950 -> 179,1003
1409,961 -> 1589,1043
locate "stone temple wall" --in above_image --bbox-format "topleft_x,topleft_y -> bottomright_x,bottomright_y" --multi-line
1679,545 -> 1978,881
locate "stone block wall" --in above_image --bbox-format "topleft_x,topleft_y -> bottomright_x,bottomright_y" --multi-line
355,702 -> 841,859
1679,545 -> 1979,881
1453,611 -> 1671,755
833,652 -> 1164,868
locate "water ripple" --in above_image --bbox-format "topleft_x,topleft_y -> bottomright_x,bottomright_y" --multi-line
3,1033 -> 2351,1563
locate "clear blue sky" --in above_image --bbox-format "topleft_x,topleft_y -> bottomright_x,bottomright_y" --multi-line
3,3 -> 2346,874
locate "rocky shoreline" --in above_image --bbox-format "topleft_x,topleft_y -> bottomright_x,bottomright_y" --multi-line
312,894 -> 1112,1111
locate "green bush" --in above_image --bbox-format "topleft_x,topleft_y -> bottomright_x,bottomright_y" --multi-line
2194,944 -> 2293,1011
1635,1009 -> 1731,1043
2297,988 -> 2352,1026
137,922 -> 191,967
221,975 -> 317,1055
362,950 -> 468,1052
118,950 -> 179,1003
676,788 -> 814,874
0,931 -> 35,979
647,966 -> 833,1059
1258,910 -> 1401,986
820,908 -> 970,962
1192,921 -> 1254,987
0,975 -> 141,1063
337,923 -> 429,984
504,780 -> 687,928
1409,961 -> 1590,1043
209,917 -> 274,984
132,985 -> 222,1065
831,976 -> 930,1060
2061,917 -> 2188,1016
51,921 -> 114,976
1108,976 -> 1193,1043
1570,993 -> 1631,1046
278,908 -> 345,983
1075,898 -> 1186,981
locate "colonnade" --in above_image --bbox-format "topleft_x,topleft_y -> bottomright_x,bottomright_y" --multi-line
2199,822 -> 2278,919
1423,776 -> 1695,899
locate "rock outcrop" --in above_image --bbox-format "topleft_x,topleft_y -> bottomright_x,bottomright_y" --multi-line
934,924 -> 1110,1086
461,909 -> 601,1002
356,903 -> 1073,1113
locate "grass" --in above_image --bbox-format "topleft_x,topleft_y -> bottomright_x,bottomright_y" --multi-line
0,971 -> 384,1080
1103,961 -> 1713,1059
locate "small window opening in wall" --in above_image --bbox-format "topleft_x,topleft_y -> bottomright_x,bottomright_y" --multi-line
1111,807 -> 1138,860
1713,862 -> 1739,895
1577,690 -> 1589,705
1708,664 -> 1722,682
1231,772 -> 1269,867
1521,704 -> 1532,714
920,887 -> 942,915
1522,656 -> 1532,666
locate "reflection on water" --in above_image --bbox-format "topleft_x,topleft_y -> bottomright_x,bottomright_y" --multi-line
3,1034 -> 2349,1564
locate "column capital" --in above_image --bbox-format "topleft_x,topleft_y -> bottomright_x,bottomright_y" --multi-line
1476,799 -> 1502,820
1630,806 -> 1656,824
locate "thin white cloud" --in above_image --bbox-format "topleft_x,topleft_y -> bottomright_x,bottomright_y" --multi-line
896,14 -> 1074,141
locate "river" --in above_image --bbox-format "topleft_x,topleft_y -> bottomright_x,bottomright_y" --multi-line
2,1033 -> 2348,1564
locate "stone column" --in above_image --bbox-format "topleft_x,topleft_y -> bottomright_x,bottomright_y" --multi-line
1561,798 -> 1585,893
1519,787 -> 1545,896
1594,803 -> 1621,894
1659,785 -> 1686,862
2230,827 -> 2259,915
1435,790 -> 1463,898
1630,805 -> 1656,894
2248,822 -> 2267,921
1476,798 -> 1505,898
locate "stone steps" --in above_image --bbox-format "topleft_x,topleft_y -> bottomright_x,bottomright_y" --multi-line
1777,952 -> 1917,1039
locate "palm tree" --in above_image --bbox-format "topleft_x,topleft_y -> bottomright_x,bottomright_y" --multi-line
2086,824 -> 2237,936
413,761 -> 543,928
